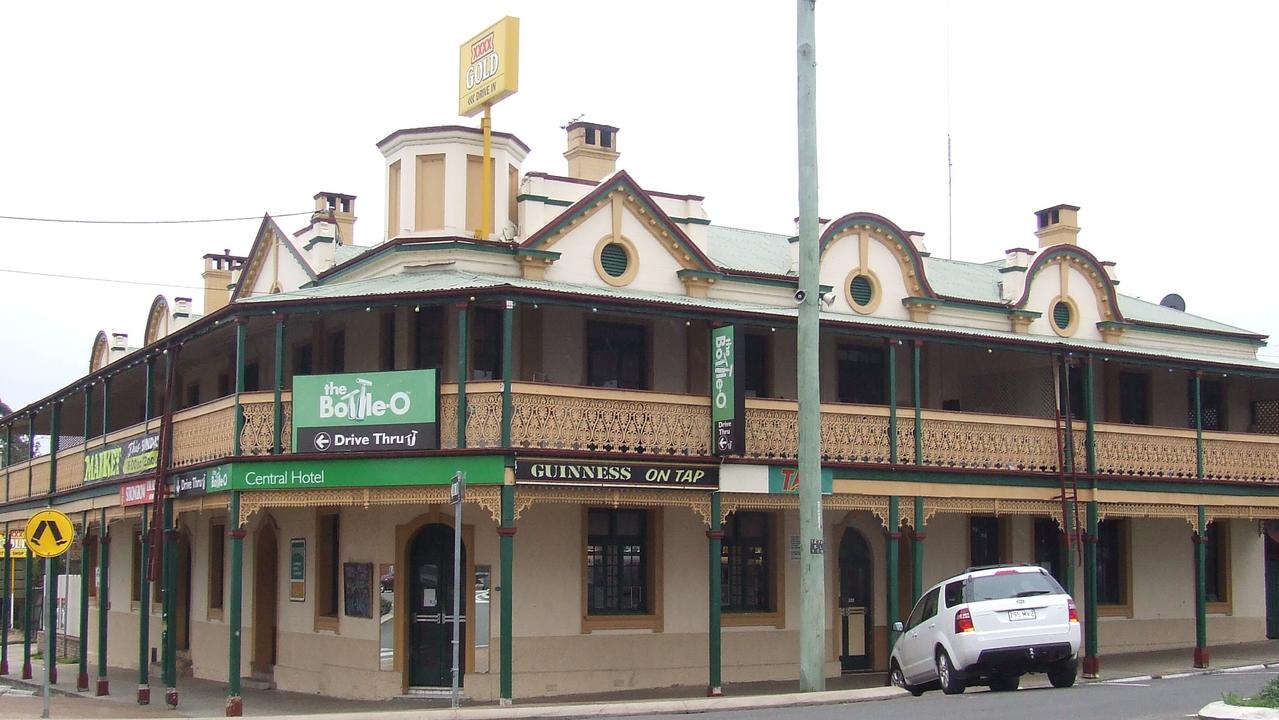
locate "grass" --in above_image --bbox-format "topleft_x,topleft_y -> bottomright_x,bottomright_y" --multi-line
1223,676 -> 1279,709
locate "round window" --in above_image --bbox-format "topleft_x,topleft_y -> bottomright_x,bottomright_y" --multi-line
1053,301 -> 1073,330
600,242 -> 629,278
850,274 -> 874,307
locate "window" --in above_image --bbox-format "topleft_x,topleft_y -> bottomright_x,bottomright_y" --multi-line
327,331 -> 345,373
131,528 -> 142,603
293,342 -> 314,376
316,512 -> 340,621
1034,518 -> 1066,587
208,521 -> 225,615
1204,520 -> 1230,607
744,334 -> 769,398
969,516 -> 1003,567
1097,518 -> 1130,612
1191,379 -> 1225,432
1119,372 -> 1150,425
472,307 -> 503,380
586,509 -> 649,614
721,512 -> 772,613
837,345 -> 886,405
587,322 -> 648,390
906,587 -> 940,630
944,580 -> 965,608
218,373 -> 231,398
594,236 -> 638,286
414,306 -> 445,370
243,363 -> 261,393
381,311 -> 396,371
1059,363 -> 1085,420
185,383 -> 200,408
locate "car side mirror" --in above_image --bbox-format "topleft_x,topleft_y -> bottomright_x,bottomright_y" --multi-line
892,621 -> 904,632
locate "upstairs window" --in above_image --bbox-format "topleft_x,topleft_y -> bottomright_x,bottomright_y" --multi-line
836,345 -> 886,405
471,307 -> 503,380
744,333 -> 770,398
1118,371 -> 1150,425
1190,378 -> 1225,431
587,321 -> 648,390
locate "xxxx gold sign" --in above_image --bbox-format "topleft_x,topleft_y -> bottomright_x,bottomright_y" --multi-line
458,16 -> 519,117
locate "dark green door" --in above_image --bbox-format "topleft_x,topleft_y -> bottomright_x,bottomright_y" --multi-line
1266,524 -> 1279,639
838,528 -> 873,672
409,524 -> 466,687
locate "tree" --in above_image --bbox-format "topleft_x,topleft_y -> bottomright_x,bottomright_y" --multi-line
0,400 -> 31,463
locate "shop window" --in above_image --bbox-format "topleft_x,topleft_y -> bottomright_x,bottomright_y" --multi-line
584,508 -> 662,631
327,331 -> 346,373
1119,372 -> 1150,425
1190,379 -> 1225,432
316,511 -> 340,625
1033,518 -> 1066,587
414,306 -> 445,370
1097,518 -> 1131,615
837,345 -> 886,405
744,334 -> 770,399
587,322 -> 648,390
721,512 -> 772,613
208,521 -> 225,616
1204,520 -> 1231,608
969,516 -> 1003,567
472,307 -> 503,380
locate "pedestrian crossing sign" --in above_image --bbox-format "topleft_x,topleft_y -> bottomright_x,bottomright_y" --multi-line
24,509 -> 74,558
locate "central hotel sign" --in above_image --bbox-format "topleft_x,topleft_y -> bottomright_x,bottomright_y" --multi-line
292,369 -> 439,454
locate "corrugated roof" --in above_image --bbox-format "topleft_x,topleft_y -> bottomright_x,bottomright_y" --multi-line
334,244 -> 371,265
706,225 -> 793,275
1117,295 -> 1257,335
237,267 -> 1278,373
922,256 -> 1003,303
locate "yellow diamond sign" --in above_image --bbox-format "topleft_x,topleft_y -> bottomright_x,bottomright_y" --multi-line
25,509 -> 75,559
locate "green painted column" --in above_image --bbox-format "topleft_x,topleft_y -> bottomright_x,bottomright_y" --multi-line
48,401 -> 61,495
22,544 -> 33,679
1194,506 -> 1209,668
138,512 -> 150,704
1,521 -> 10,675
162,497 -> 177,706
234,319 -> 247,456
1082,501 -> 1100,677
887,340 -> 898,465
887,497 -> 900,649
103,375 -> 112,442
96,509 -> 110,695
77,511 -> 90,691
26,413 -> 34,498
273,315 -> 285,454
82,385 -> 93,447
1063,499 -> 1075,599
456,304 -> 469,449
498,482 -> 515,704
1193,372 -> 1204,480
501,300 -> 514,448
4,424 -> 10,501
1084,359 -> 1097,476
911,341 -> 924,604
912,497 -> 925,604
707,492 -> 723,696
47,555 -> 59,683
227,492 -> 244,716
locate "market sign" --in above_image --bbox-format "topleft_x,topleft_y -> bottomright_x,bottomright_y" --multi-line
767,465 -> 833,495
710,325 -> 745,456
292,369 -> 439,454
515,459 -> 718,489
83,431 -> 159,484
458,16 -> 520,117
1,529 -> 26,559
173,465 -> 229,498
208,455 -> 504,493
120,478 -> 156,507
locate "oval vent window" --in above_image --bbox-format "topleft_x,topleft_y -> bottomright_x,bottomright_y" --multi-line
600,242 -> 629,278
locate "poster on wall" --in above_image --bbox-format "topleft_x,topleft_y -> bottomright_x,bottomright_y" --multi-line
343,562 -> 374,618
710,324 -> 745,456
289,538 -> 305,602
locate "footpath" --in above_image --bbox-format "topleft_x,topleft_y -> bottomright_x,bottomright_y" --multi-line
1,639 -> 1276,719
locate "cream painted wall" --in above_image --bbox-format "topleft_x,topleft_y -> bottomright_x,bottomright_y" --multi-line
818,233 -> 910,321
1024,262 -> 1105,341
540,201 -> 689,297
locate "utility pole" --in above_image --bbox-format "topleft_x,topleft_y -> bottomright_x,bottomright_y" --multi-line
796,0 -> 825,693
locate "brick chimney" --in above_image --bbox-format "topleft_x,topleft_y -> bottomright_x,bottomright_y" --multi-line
564,121 -> 619,182
313,192 -> 356,245
202,249 -> 245,314
1034,204 -> 1080,247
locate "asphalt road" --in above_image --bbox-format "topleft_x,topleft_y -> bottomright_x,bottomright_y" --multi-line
625,670 -> 1279,720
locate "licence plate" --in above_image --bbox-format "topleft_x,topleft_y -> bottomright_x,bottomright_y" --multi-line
1008,609 -> 1037,621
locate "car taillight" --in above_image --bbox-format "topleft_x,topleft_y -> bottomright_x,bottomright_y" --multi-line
1068,599 -> 1079,623
955,608 -> 975,633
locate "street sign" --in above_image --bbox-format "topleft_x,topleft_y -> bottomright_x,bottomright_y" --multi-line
24,509 -> 75,559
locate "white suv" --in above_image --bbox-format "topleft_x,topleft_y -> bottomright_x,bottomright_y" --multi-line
889,564 -> 1081,696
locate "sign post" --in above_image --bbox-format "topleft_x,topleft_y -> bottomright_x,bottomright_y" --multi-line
25,509 -> 75,720
459,16 -> 520,241
449,472 -> 465,709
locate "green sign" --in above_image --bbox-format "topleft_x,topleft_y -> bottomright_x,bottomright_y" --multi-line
711,325 -> 745,455
83,432 -> 160,483
292,369 -> 439,453
208,455 -> 504,493
767,465 -> 833,495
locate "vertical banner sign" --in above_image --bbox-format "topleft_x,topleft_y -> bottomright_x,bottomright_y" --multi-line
458,16 -> 520,117
711,325 -> 746,456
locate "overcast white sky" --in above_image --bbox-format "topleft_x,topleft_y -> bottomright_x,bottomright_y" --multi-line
2,1 -> 1277,411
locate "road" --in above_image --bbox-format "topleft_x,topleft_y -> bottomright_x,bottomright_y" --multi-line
625,670 -> 1279,720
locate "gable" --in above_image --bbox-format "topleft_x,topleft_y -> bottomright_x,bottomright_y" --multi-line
1016,246 -> 1121,340
233,215 -> 318,300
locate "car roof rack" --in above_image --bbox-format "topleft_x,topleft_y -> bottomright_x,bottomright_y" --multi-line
962,562 -> 1042,574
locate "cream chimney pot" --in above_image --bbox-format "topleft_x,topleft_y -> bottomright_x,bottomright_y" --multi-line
1034,204 -> 1081,248
563,121 -> 620,182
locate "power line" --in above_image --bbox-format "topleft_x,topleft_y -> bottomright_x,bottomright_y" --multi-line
0,267 -> 204,290
0,210 -> 312,225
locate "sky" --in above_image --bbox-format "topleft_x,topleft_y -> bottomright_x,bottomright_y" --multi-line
2,0 -> 1277,411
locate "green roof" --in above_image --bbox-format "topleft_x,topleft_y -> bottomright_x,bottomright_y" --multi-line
706,225 -> 793,275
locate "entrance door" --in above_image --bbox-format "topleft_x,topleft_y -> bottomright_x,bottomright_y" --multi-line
1266,524 -> 1279,639
251,521 -> 279,676
409,524 -> 466,687
838,527 -> 873,672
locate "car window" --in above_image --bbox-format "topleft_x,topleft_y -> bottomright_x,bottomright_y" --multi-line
969,570 -> 1064,601
920,587 -> 940,622
905,595 -> 927,630
944,580 -> 965,607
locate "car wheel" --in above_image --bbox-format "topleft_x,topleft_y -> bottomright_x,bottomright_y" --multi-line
891,661 -> 923,697
989,673 -> 1020,692
1048,658 -> 1078,688
936,649 -> 965,695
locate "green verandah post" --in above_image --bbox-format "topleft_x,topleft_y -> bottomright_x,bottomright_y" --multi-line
707,492 -> 722,696
97,507 -> 110,695
498,299 -> 515,705
1,520 -> 9,676
273,315 -> 285,455
456,304 -> 469,449
911,341 -> 925,604
77,511 -> 90,691
227,492 -> 244,716
1082,358 -> 1100,678
1194,505 -> 1209,668
47,401 -> 61,685
22,541 -> 33,679
886,339 -> 900,648
163,497 -> 177,707
137,511 -> 150,704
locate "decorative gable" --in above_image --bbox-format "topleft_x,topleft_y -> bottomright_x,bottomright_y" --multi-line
232,215 -> 318,301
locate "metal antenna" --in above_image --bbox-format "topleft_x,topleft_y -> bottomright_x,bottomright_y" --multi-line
946,0 -> 954,260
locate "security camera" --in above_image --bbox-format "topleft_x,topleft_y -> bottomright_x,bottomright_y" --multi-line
819,290 -> 837,307
794,289 -> 807,305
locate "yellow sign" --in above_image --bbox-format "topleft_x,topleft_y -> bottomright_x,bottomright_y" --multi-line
1,529 -> 26,559
458,16 -> 519,117
24,510 -> 74,559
